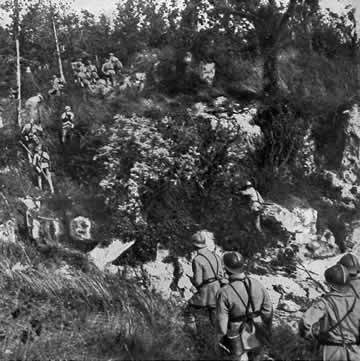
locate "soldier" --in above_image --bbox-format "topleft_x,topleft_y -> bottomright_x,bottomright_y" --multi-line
216,251 -> 273,361
299,263 -> 360,361
60,106 -> 75,144
86,60 -> 99,84
48,75 -> 64,96
240,181 -> 264,233
32,144 -> 54,194
338,253 -> 360,296
102,57 -> 116,87
72,58 -> 87,88
21,119 -> 43,162
109,52 -> 123,73
184,230 -> 225,333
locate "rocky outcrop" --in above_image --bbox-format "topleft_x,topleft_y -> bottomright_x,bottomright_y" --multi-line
192,97 -> 262,159
88,239 -> 135,271
341,105 -> 360,184
70,217 -> 92,242
0,220 -> 16,243
199,62 -> 216,86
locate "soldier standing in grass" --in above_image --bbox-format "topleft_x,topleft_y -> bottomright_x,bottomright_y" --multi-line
299,263 -> 360,361
21,118 -> 43,162
184,230 -> 225,333
216,251 -> 273,361
338,253 -> 360,296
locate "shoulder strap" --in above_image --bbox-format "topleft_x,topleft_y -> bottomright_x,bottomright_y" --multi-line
197,252 -> 219,279
230,282 -> 248,309
324,294 -> 357,337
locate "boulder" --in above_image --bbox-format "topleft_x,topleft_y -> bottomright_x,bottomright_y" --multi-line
341,105 -> 360,184
306,229 -> 339,259
89,239 -> 135,271
70,217 -> 92,242
24,94 -> 44,124
277,300 -> 301,313
199,62 -> 216,86
0,220 -> 16,243
262,202 -> 317,236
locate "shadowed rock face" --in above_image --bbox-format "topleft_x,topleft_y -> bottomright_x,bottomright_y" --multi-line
70,217 -> 92,242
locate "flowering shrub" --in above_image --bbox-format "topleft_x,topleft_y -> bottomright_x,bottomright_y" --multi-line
97,114 -> 201,226
97,102 -> 264,258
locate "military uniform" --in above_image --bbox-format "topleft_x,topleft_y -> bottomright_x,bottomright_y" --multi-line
61,110 -> 75,143
190,247 -> 224,308
216,274 -> 273,361
185,243 -> 225,331
301,287 -> 360,361
102,61 -> 116,86
33,148 -> 54,193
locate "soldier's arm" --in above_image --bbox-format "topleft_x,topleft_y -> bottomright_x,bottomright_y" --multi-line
216,291 -> 230,336
260,285 -> 273,323
191,258 -> 203,288
299,299 -> 326,340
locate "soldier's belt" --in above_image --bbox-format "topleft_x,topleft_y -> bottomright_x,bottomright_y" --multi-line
230,311 -> 262,323
319,340 -> 360,346
197,277 -> 219,288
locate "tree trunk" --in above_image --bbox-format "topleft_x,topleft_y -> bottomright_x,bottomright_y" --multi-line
263,48 -> 279,95
15,0 -> 21,127
52,17 -> 66,83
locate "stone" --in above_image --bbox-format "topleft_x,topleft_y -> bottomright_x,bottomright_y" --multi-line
70,217 -> 92,242
307,229 -> 339,259
24,94 -> 44,124
88,239 -> 136,271
277,300 -> 301,313
0,220 -> 16,243
199,62 -> 216,86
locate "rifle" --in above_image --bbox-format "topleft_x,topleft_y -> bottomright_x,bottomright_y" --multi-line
19,141 -> 53,181
296,260 -> 328,293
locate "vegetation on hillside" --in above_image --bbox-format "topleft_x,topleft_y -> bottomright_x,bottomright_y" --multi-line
0,0 -> 359,359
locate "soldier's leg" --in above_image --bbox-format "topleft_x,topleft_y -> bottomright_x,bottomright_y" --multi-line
37,173 -> 43,190
45,169 -> 54,194
184,304 -> 197,333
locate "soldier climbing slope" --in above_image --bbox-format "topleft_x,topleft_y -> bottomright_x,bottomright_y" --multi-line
21,118 -> 43,162
240,180 -> 264,233
60,106 -> 75,144
184,230 -> 226,333
338,253 -> 360,296
299,263 -> 360,361
101,57 -> 116,87
32,144 -> 54,194
216,251 -> 273,361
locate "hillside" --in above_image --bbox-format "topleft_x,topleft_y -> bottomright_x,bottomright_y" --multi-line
1,0 -> 360,359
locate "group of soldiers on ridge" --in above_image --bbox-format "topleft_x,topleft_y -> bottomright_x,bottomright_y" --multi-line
187,230 -> 360,361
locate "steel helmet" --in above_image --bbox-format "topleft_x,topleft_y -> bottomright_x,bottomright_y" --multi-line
325,264 -> 349,287
338,253 -> 360,276
65,106 -> 71,111
192,230 -> 209,249
223,251 -> 245,274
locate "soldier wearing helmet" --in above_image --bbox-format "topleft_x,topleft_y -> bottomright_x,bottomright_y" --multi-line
32,144 -> 54,194
299,263 -> 360,361
216,251 -> 272,361
338,253 -> 360,296
240,180 -> 264,233
184,230 -> 225,333
60,106 -> 75,144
